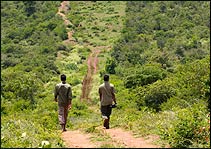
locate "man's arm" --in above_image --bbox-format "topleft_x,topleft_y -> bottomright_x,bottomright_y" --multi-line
68,99 -> 72,110
68,87 -> 72,101
68,87 -> 72,109
99,88 -> 102,101
54,85 -> 58,102
111,87 -> 117,104
112,92 -> 117,104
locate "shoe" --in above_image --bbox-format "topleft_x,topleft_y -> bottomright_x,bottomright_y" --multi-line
102,115 -> 108,119
111,104 -> 117,108
62,129 -> 67,132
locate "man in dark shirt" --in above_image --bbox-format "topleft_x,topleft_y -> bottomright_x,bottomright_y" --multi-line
54,74 -> 72,132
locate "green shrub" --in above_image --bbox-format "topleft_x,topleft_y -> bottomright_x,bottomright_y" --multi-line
65,63 -> 78,70
105,58 -> 116,74
143,81 -> 175,112
70,77 -> 81,86
53,24 -> 68,40
1,58 -> 20,68
2,69 -> 42,104
13,99 -> 32,112
159,102 -> 210,148
73,101 -> 88,110
124,64 -> 167,88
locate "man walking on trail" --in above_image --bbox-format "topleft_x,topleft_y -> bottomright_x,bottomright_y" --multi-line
99,74 -> 117,129
54,74 -> 72,132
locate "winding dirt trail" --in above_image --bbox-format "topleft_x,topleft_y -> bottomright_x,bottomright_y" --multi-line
80,48 -> 100,102
57,2 -> 100,148
57,1 -> 168,148
57,1 -> 76,45
57,1 -> 101,102
80,48 -> 102,102
80,45 -> 111,102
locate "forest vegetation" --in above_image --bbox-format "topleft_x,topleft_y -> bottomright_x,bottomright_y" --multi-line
1,1 -> 210,148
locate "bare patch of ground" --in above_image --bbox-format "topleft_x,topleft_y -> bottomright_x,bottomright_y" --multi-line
61,130 -> 97,148
105,128 -> 160,148
61,127 -> 167,148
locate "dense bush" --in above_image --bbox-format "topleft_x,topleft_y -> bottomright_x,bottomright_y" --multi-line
110,1 -> 210,71
2,68 -> 42,104
135,80 -> 175,112
134,56 -> 209,112
105,58 -> 116,74
53,24 -> 68,40
123,63 -> 167,88
159,102 -> 210,148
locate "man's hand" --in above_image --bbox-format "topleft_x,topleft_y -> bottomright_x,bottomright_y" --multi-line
68,104 -> 72,110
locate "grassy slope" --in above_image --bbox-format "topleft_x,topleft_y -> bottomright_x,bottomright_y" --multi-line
3,1 -> 208,148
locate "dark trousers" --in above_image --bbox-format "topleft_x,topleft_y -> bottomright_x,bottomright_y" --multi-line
101,105 -> 112,129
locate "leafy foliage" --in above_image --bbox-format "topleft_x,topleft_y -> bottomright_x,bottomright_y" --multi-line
1,1 -> 66,148
159,102 -> 210,148
1,1 -> 210,148
134,56 -> 210,112
111,1 -> 210,69
105,1 -> 210,148
123,63 -> 167,88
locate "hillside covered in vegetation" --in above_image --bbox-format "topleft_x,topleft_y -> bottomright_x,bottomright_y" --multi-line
105,1 -> 210,147
1,1 -> 210,148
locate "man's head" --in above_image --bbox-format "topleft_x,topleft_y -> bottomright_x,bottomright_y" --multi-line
61,74 -> 66,81
104,74 -> 109,81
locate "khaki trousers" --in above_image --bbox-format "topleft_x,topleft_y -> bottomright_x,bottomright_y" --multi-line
58,105 -> 68,125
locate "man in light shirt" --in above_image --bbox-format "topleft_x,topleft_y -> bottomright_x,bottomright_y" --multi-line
99,74 -> 117,129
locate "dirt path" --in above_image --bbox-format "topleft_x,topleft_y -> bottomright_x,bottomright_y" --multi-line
61,130 -> 97,148
80,48 -> 100,102
57,1 -> 168,148
57,1 -> 76,45
57,1 -> 102,102
61,127 -> 163,148
80,45 -> 111,102
105,128 -> 160,148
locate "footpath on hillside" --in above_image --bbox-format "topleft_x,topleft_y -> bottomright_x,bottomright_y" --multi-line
57,1 -> 168,148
